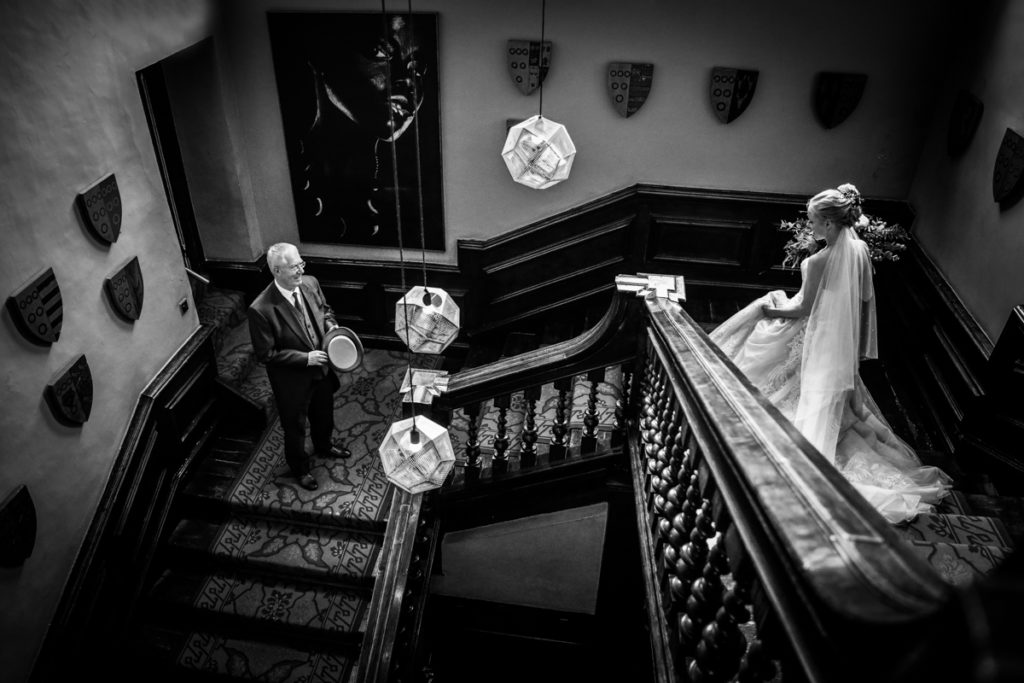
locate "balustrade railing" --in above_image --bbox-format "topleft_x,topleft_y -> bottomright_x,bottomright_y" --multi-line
629,281 -> 957,682
359,274 -> 1015,683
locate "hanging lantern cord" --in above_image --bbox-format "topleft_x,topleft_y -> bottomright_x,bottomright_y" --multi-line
381,0 -> 418,440
405,0 -> 432,308
538,0 -> 546,120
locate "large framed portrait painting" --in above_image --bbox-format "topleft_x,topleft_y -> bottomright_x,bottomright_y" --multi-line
267,12 -> 445,249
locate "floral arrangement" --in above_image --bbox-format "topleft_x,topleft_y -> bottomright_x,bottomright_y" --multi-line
779,214 -> 911,269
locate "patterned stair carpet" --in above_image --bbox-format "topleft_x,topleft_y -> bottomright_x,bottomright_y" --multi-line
135,348 -> 440,682
895,490 -> 1016,587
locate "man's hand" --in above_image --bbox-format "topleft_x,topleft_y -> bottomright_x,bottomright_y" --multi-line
307,350 -> 329,366
761,304 -> 773,317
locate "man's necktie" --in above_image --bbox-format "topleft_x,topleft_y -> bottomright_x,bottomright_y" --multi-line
293,290 -> 320,346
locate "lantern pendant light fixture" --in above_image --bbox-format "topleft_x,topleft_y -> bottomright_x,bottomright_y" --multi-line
502,0 -> 576,189
377,0 -> 457,494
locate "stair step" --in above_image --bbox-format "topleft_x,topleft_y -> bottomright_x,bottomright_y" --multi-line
904,540 -> 1011,587
237,363 -> 275,420
934,489 -> 971,516
148,567 -> 370,643
133,623 -> 358,683
965,493 -> 1024,547
217,320 -> 258,387
893,513 -> 1014,548
166,516 -> 381,591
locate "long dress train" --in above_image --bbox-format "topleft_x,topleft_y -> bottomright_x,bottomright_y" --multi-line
710,238 -> 951,524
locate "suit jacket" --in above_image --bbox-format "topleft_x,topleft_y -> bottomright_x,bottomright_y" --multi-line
248,275 -> 341,398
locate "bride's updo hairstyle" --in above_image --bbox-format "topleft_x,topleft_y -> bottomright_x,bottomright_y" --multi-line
807,182 -> 864,228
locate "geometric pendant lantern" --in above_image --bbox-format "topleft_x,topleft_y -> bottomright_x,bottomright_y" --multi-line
501,114 -> 576,189
395,286 -> 460,354
378,415 -> 456,493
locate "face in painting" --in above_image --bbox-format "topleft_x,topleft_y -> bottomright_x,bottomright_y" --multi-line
321,16 -> 425,142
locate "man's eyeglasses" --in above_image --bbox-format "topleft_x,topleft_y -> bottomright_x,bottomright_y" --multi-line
279,260 -> 306,274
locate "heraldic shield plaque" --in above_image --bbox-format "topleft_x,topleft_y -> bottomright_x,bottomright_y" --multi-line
993,128 -> 1024,210
76,173 -> 122,244
813,72 -> 867,129
6,267 -> 62,346
607,62 -> 654,118
947,90 -> 984,159
507,39 -> 552,95
0,485 -> 37,567
45,354 -> 93,426
104,256 -> 144,322
710,67 -> 758,124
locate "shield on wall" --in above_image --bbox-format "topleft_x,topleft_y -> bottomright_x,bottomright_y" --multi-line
104,256 -> 144,322
5,267 -> 62,346
812,72 -> 867,129
75,173 -> 122,244
0,485 -> 37,568
710,67 -> 759,124
507,39 -> 552,95
993,128 -> 1024,209
947,90 -> 984,159
45,354 -> 93,426
607,62 -> 654,118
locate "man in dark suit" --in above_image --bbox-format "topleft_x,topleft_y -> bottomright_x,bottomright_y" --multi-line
248,242 -> 351,490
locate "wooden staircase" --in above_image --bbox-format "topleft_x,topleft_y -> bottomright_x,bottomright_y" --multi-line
127,287 -> 382,681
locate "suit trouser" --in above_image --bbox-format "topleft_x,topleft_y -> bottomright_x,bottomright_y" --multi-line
278,373 -> 336,476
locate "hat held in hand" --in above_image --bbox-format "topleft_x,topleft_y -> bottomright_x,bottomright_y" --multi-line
322,326 -> 364,372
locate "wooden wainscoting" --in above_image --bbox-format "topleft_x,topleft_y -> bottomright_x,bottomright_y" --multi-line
33,324 -> 257,681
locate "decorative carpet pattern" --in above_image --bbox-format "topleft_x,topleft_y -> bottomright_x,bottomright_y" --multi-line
198,287 -> 247,353
907,541 -> 1011,587
177,632 -> 353,683
166,348 -> 440,680
228,349 -> 441,525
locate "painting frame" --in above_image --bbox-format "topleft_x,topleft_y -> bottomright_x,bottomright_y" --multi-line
267,11 -> 445,250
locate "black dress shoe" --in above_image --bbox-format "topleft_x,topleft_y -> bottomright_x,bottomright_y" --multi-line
317,445 -> 352,459
298,473 -> 318,491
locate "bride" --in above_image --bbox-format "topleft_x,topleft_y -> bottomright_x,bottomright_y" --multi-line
710,183 -> 951,523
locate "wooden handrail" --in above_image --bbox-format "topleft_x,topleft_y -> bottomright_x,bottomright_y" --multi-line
637,290 -> 953,681
356,489 -> 423,682
435,285 -> 644,411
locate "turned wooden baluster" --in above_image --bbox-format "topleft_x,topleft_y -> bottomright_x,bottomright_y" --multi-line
612,364 -> 632,448
652,405 -> 682,557
463,402 -> 482,479
548,376 -> 573,460
491,394 -> 511,472
678,504 -> 724,656
581,367 -> 606,453
667,468 -> 703,608
645,369 -> 670,479
689,539 -> 751,682
520,385 -> 541,468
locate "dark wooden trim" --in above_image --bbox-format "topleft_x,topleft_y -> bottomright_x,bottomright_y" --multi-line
33,325 -> 222,682
136,58 -> 204,271
638,294 -> 953,682
357,488 -> 423,682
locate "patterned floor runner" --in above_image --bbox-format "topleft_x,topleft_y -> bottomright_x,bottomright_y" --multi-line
227,349 -> 441,525
157,348 -> 440,682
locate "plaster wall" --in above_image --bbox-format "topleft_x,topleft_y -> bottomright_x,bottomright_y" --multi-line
215,0 -> 960,265
0,2 -> 212,681
908,0 -> 1024,342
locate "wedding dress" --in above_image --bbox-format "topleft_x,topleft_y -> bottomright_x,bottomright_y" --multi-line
710,227 -> 951,523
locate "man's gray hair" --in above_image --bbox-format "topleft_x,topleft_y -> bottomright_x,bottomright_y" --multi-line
266,242 -> 297,269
